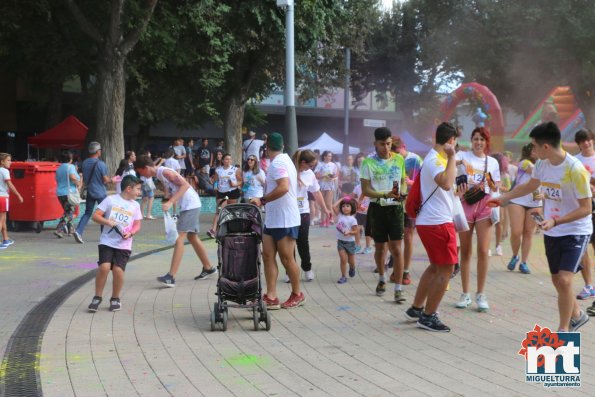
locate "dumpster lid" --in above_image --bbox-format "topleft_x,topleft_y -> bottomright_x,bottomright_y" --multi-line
10,161 -> 61,171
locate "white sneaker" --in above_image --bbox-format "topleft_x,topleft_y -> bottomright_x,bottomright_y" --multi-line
476,293 -> 489,312
282,274 -> 290,283
495,245 -> 503,256
305,270 -> 315,281
488,249 -> 492,257
455,293 -> 472,308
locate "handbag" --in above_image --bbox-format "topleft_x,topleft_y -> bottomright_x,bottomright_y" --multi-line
66,165 -> 82,206
463,156 -> 488,205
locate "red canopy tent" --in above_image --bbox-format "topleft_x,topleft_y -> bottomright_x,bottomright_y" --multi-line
27,116 -> 88,149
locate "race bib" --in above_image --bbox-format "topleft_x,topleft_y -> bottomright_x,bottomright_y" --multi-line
297,197 -> 305,209
542,182 -> 562,202
379,197 -> 400,207
109,206 -> 133,229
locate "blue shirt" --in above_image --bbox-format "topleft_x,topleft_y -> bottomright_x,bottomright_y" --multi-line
82,158 -> 108,199
55,163 -> 80,197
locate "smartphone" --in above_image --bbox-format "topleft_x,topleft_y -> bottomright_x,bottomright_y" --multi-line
456,174 -> 468,186
531,213 -> 544,224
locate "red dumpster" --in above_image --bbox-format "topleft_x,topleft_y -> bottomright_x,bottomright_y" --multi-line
8,162 -> 64,233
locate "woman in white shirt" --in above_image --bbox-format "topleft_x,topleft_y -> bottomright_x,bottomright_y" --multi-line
290,150 -> 330,281
455,127 -> 501,313
242,155 -> 265,202
315,150 -> 338,227
207,153 -> 243,237
506,143 -> 542,275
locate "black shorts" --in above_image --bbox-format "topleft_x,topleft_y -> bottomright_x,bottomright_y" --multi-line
365,205 -> 374,237
355,213 -> 367,226
368,202 -> 404,243
591,214 -> 595,244
543,235 -> 590,275
98,244 -> 131,271
307,191 -> 315,201
217,189 -> 240,200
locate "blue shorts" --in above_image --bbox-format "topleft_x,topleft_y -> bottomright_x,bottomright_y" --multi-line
544,235 -> 590,274
263,226 -> 299,242
337,240 -> 356,255
142,188 -> 154,198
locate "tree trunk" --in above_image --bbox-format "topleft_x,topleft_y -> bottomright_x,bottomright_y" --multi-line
95,56 -> 126,174
223,94 -> 245,167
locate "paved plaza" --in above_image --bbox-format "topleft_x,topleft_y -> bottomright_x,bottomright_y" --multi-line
1,214 -> 594,396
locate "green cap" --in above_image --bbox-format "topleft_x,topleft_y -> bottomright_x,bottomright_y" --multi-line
268,132 -> 284,151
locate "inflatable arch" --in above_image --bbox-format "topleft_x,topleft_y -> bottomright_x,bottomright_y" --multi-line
439,82 -> 505,151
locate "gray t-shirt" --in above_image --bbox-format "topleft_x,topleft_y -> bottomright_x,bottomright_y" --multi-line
173,145 -> 186,170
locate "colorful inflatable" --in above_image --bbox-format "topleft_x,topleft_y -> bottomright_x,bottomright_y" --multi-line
439,82 -> 505,151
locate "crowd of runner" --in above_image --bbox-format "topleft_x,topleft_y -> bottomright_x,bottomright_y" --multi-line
3,121 -> 594,333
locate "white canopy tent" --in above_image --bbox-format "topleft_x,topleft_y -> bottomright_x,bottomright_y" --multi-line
299,132 -> 360,155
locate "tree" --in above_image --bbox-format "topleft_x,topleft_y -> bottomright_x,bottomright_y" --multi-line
65,0 -> 158,173
445,0 -> 595,129
126,0 -> 234,150
351,0 -> 465,137
211,0 -> 379,163
0,0 -> 94,129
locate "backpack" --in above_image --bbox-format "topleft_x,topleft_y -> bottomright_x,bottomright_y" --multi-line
405,168 -> 438,219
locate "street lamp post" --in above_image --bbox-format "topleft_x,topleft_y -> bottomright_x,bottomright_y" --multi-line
277,0 -> 298,154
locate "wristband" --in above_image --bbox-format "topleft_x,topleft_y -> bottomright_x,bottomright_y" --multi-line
553,218 -> 557,226
260,197 -> 267,205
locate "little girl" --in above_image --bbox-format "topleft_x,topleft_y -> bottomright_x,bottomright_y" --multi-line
333,197 -> 358,284
0,153 -> 24,249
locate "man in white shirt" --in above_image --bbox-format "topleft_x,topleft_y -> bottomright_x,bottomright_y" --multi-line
243,131 -> 264,162
491,122 -> 591,332
404,122 -> 459,332
251,132 -> 304,309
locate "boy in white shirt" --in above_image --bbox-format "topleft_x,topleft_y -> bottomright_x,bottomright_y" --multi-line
490,122 -> 591,332
88,175 -> 143,312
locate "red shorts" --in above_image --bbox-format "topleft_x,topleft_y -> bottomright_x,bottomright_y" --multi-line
462,194 -> 492,224
417,223 -> 458,265
0,196 -> 8,212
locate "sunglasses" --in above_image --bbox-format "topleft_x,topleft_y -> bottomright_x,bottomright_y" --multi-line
248,158 -> 256,161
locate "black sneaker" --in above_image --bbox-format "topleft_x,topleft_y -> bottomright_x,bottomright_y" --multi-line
404,306 -> 423,322
109,298 -> 121,312
416,312 -> 451,333
588,303 -> 595,317
88,296 -> 102,312
157,273 -> 176,287
194,267 -> 218,280
376,281 -> 386,296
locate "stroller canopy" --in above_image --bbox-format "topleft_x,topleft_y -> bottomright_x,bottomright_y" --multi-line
217,204 -> 263,238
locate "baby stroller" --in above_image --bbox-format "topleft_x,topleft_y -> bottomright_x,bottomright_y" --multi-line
210,203 -> 271,331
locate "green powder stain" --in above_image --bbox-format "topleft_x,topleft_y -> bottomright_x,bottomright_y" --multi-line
225,354 -> 267,367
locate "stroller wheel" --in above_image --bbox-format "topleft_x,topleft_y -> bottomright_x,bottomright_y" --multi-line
259,301 -> 268,322
253,307 -> 259,331
210,310 -> 216,331
222,310 -> 228,331
265,312 -> 271,331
